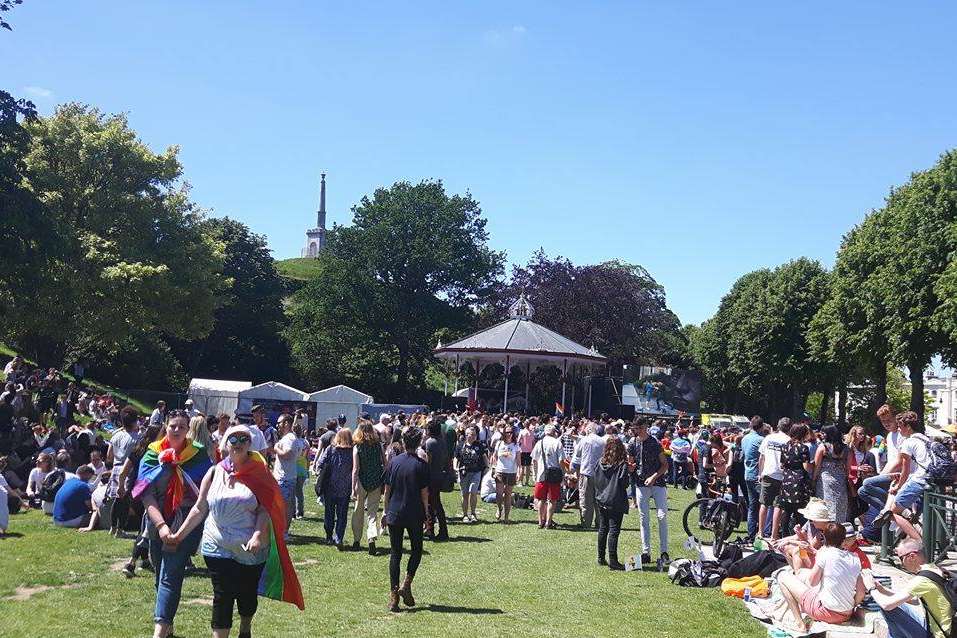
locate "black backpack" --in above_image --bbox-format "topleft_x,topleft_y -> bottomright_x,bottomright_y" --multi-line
39,468 -> 66,502
670,559 -> 725,587
915,570 -> 957,638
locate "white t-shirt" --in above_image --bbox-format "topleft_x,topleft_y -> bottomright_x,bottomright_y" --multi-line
815,546 -> 861,612
900,433 -> 933,483
480,470 -> 496,498
532,436 -> 565,482
245,425 -> 267,453
884,430 -> 903,473
27,468 -> 50,495
272,432 -> 303,481
493,441 -> 521,474
758,431 -> 790,481
109,429 -> 142,467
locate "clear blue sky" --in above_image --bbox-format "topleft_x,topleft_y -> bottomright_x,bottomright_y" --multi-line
6,2 -> 956,325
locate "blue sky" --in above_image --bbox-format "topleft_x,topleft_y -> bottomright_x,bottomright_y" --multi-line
6,2 -> 956,325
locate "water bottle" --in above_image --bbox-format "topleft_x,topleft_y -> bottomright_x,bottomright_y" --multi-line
743,588 -> 752,602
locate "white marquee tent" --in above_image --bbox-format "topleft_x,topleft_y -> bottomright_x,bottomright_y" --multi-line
236,381 -> 310,416
308,384 -> 373,428
187,378 -> 252,417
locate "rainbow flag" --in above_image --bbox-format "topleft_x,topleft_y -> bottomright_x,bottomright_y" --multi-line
132,438 -> 213,520
555,402 -> 564,416
225,452 -> 305,610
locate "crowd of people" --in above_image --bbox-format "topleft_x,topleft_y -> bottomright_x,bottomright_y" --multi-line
3,352 -> 957,638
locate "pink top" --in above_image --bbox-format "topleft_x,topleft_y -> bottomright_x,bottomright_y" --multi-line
518,430 -> 536,453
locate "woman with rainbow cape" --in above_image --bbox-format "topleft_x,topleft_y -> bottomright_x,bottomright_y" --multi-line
171,424 -> 304,638
132,410 -> 215,638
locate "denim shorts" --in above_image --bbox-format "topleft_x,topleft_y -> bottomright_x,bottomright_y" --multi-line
460,471 -> 482,494
896,479 -> 925,511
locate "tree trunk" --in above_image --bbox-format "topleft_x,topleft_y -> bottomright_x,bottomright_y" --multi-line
395,348 -> 409,402
818,386 -> 831,425
874,361 -> 888,409
837,383 -> 848,428
909,360 -> 926,422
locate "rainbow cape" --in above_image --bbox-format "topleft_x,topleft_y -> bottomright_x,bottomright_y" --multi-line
132,438 -> 213,519
223,452 -> 305,610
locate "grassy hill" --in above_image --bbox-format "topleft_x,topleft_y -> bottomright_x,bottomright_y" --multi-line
276,257 -> 324,283
0,344 -> 150,413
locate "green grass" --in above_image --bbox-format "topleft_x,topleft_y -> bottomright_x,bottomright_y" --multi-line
275,257 -> 324,282
0,487 -> 764,638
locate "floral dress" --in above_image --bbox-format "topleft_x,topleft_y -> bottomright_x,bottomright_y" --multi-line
778,441 -> 811,510
815,444 -> 849,524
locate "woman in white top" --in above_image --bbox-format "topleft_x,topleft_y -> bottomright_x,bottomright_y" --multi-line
172,425 -> 270,638
490,426 -> 521,523
27,452 -> 53,512
778,521 -> 864,632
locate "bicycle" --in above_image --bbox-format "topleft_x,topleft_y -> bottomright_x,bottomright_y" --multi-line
681,477 -> 746,557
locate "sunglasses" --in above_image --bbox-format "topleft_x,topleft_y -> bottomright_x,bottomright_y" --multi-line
227,434 -> 251,446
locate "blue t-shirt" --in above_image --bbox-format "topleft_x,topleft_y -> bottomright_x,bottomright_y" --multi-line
53,478 -> 92,523
384,452 -> 429,527
741,431 -> 765,481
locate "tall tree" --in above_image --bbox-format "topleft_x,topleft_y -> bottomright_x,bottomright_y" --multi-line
15,104 -> 226,364
0,90 -> 59,341
879,150 -> 957,419
287,180 -> 504,399
688,259 -> 829,420
488,251 -> 683,369
168,217 -> 290,383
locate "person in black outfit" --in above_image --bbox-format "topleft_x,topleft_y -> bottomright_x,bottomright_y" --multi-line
383,426 -> 430,612
423,417 -> 449,541
593,436 -> 630,570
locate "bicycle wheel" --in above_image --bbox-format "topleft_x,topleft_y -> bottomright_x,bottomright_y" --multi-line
713,509 -> 730,557
682,498 -> 714,545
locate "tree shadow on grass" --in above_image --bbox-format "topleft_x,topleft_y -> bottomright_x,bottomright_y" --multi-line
404,604 -> 504,615
441,535 -> 491,543
286,534 -> 328,545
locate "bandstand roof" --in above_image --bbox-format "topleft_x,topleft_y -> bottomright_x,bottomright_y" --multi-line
433,295 -> 607,370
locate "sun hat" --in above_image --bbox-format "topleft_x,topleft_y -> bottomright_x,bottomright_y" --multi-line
798,498 -> 834,522
220,424 -> 254,456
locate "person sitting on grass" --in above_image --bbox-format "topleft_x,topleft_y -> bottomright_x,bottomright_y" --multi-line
777,522 -> 864,633
770,498 -> 831,571
78,470 -> 111,532
861,538 -> 953,638
52,464 -> 95,528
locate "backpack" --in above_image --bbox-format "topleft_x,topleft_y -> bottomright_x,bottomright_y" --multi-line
669,558 -> 725,587
914,569 -> 957,638
39,469 -> 66,502
919,436 -> 957,484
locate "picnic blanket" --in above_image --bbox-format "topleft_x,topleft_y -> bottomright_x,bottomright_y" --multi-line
743,569 -> 886,638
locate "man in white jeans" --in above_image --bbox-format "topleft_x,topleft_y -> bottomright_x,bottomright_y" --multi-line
627,418 -> 669,566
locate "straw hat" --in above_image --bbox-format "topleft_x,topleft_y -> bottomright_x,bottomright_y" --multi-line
798,498 -> 834,522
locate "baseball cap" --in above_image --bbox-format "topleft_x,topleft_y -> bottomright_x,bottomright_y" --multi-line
251,404 -> 264,413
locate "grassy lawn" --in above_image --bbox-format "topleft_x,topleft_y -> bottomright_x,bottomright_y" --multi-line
275,257 -> 324,282
0,486 -> 763,638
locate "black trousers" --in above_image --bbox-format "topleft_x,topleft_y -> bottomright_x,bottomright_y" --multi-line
388,523 -> 424,591
110,494 -> 130,530
427,481 -> 447,537
204,556 -> 266,629
596,508 -> 624,561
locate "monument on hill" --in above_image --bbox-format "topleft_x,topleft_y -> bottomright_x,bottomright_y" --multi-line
302,173 -> 328,258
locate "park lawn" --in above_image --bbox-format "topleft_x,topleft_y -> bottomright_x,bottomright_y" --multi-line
0,487 -> 764,638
